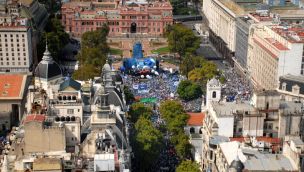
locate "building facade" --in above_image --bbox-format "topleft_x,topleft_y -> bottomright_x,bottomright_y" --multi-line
0,0 -> 48,73
61,0 -> 173,37
248,24 -> 304,90
278,74 -> 304,102
0,23 -> 33,73
203,0 -> 246,63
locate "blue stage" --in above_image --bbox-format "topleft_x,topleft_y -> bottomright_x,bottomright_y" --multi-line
120,42 -> 159,77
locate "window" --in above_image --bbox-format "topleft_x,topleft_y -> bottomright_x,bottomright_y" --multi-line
190,127 -> 195,134
67,109 -> 74,114
71,126 -> 75,132
212,91 -> 216,98
282,82 -> 286,91
292,85 -> 300,94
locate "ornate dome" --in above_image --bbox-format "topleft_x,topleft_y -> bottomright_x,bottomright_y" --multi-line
35,44 -> 62,80
229,155 -> 244,172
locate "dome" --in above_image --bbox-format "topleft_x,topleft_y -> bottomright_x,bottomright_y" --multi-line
102,60 -> 111,72
35,44 -> 62,80
229,155 -> 244,172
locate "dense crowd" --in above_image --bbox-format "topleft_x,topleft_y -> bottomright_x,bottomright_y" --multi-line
221,68 -> 252,102
122,71 -> 203,112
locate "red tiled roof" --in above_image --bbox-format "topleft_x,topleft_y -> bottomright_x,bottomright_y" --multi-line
187,112 -> 205,126
0,74 -> 26,99
24,115 -> 45,123
230,137 -> 281,144
253,38 -> 278,59
265,38 -> 289,51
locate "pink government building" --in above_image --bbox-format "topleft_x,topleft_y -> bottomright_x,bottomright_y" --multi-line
61,0 -> 173,37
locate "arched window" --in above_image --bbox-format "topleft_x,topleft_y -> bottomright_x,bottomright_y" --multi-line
190,127 -> 195,134
199,127 -> 203,134
212,91 -> 216,98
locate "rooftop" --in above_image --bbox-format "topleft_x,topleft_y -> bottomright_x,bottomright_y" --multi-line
33,158 -> 62,171
211,101 -> 255,116
24,114 -> 45,123
230,137 -> 281,144
253,38 -> 277,59
255,90 -> 280,96
271,25 -> 304,43
264,38 -> 289,50
280,74 -> 304,83
0,74 -> 27,100
187,112 -> 205,126
220,141 -> 298,171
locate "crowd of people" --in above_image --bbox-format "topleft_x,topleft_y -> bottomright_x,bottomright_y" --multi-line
221,68 -> 252,102
122,71 -> 179,101
122,70 -> 203,112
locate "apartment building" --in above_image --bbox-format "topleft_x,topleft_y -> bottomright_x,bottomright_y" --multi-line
0,0 -> 48,73
0,21 -> 33,73
248,24 -> 304,90
234,12 -> 277,78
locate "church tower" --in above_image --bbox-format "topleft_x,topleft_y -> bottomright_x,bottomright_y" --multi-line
206,78 -> 221,108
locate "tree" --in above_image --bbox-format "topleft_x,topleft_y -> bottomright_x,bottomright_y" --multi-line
179,53 -> 205,76
167,24 -> 200,63
177,80 -> 202,101
188,60 -> 220,88
123,86 -> 135,104
73,24 -> 110,80
174,133 -> 192,159
159,100 -> 188,134
176,160 -> 201,172
72,64 -> 100,81
37,18 -> 70,62
133,117 -> 163,171
128,103 -> 153,123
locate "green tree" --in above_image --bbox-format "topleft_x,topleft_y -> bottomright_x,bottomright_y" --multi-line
123,86 -> 135,104
177,80 -> 202,101
159,100 -> 188,134
72,64 -> 99,81
174,133 -> 192,159
134,117 -> 163,171
188,60 -> 220,88
37,18 -> 70,62
180,53 -> 205,76
73,24 -> 110,80
176,160 -> 201,172
167,24 -> 200,63
128,103 -> 153,123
